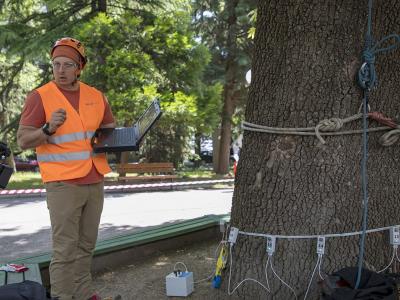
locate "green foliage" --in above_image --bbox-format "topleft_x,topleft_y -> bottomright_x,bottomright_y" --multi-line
190,0 -> 255,173
247,8 -> 257,39
0,0 -> 223,165
77,12 -> 156,123
0,54 -> 41,152
76,8 -> 215,164
144,92 -> 197,165
194,82 -> 223,135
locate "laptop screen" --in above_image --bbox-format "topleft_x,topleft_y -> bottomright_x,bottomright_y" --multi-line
137,100 -> 161,138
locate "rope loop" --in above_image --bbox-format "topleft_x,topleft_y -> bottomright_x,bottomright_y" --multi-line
373,34 -> 400,54
379,129 -> 400,147
358,34 -> 400,90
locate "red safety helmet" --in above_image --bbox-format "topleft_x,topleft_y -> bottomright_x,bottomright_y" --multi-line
51,37 -> 87,69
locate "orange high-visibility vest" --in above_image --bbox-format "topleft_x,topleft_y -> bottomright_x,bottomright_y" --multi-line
36,81 -> 111,182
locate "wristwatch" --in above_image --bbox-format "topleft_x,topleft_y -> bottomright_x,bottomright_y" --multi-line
42,122 -> 55,136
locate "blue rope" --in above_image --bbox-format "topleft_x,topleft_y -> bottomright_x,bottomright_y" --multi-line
357,0 -> 400,91
355,90 -> 369,290
355,0 -> 400,289
358,34 -> 400,89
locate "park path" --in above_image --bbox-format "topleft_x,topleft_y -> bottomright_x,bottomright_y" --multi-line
0,188 -> 233,262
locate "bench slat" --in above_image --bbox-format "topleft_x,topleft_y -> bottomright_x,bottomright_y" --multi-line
120,162 -> 173,167
118,170 -> 174,174
116,162 -> 176,182
117,162 -> 173,169
0,271 -> 5,285
117,167 -> 174,172
5,271 -> 23,284
0,264 -> 42,286
24,264 -> 42,284
118,175 -> 178,181
94,215 -> 223,254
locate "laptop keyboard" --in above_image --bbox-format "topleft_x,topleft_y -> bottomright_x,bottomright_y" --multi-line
112,128 -> 136,144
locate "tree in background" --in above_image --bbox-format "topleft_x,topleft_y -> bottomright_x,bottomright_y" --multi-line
229,1 -> 400,299
0,0 -> 216,166
192,0 -> 256,174
0,0 -> 160,156
77,7 -> 212,165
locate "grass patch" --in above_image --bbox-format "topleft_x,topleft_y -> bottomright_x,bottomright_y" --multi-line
177,169 -> 218,179
5,169 -> 231,189
7,171 -> 44,189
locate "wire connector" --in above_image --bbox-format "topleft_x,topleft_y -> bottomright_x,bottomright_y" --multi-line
228,227 -> 239,244
219,219 -> 226,233
390,226 -> 400,246
266,236 -> 276,255
316,236 -> 325,255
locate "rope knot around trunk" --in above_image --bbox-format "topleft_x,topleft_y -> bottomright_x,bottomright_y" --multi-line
315,118 -> 344,144
242,111 -> 400,146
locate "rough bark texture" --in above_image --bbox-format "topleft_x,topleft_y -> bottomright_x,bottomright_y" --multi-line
229,1 -> 400,299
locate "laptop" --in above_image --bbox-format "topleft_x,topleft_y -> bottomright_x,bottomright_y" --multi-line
92,99 -> 162,153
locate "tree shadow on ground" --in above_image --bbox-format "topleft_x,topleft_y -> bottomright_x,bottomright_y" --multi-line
0,214 -> 226,263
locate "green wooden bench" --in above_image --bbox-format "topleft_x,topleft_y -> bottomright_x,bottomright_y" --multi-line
94,214 -> 229,255
0,263 -> 42,286
15,215 -> 230,267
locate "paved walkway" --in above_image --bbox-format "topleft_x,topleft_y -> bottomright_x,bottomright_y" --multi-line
0,185 -> 234,262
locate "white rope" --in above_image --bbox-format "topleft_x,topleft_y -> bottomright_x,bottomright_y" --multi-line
242,118 -> 399,145
238,225 -> 395,239
226,226 -> 399,297
227,244 -> 271,295
318,259 -> 326,281
377,245 -> 398,273
303,254 -> 322,300
267,254 -> 298,300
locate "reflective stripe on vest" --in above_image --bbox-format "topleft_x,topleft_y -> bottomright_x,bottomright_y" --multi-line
47,131 -> 95,144
37,151 -> 91,162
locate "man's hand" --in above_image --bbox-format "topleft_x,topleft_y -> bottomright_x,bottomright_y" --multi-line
49,108 -> 67,133
17,108 -> 66,150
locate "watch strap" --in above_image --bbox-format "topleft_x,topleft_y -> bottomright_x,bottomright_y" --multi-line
42,123 -> 55,136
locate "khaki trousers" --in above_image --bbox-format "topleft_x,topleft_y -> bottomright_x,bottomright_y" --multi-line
45,181 -> 104,300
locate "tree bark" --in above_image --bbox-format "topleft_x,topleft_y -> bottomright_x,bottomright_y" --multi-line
92,0 -> 107,13
98,0 -> 107,13
216,0 -> 240,175
194,132 -> 201,168
213,126 -> 220,172
229,1 -> 400,299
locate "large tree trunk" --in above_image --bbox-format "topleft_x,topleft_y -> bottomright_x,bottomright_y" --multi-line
229,1 -> 400,299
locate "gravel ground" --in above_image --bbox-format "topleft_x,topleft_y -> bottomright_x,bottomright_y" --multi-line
92,238 -> 238,300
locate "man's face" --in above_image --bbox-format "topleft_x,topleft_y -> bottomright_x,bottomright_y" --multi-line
52,56 -> 79,88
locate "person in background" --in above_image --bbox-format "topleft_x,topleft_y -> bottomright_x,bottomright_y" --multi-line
17,37 -> 115,300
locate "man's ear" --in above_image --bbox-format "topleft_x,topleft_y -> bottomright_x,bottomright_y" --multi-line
75,68 -> 81,78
